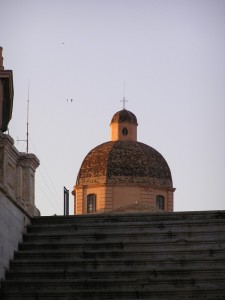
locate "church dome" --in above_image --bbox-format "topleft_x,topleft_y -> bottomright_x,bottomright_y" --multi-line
74,107 -> 175,215
76,141 -> 173,188
110,109 -> 138,125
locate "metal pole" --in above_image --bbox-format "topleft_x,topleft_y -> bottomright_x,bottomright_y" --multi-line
64,187 -> 69,215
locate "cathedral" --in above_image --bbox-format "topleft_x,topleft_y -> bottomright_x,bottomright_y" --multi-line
73,107 -> 175,214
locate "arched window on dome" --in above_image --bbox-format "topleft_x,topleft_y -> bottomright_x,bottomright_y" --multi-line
156,195 -> 165,210
87,194 -> 96,213
122,127 -> 128,136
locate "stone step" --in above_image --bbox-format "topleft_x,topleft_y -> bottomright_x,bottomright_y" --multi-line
30,210 -> 225,226
18,239 -> 225,252
1,211 -> 225,300
24,224 -> 225,241
13,248 -> 225,261
5,268 -> 225,281
1,287 -> 225,300
18,240 -> 218,252
3,284 -> 225,300
9,258 -> 225,273
23,231 -> 225,244
2,277 -> 225,291
27,218 -> 225,234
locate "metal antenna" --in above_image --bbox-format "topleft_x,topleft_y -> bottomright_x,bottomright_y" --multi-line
17,81 -> 30,153
26,81 -> 29,153
120,80 -> 128,109
123,80 -> 126,99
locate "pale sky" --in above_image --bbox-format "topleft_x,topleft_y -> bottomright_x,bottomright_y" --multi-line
1,0 -> 225,215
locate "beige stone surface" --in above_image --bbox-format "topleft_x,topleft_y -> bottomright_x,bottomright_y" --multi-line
0,132 -> 39,216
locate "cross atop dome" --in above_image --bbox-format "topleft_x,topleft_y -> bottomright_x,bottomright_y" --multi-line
120,96 -> 128,110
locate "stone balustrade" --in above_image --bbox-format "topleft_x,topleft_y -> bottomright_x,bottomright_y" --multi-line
0,131 -> 39,217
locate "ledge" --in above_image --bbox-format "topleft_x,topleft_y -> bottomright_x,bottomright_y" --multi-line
0,183 -> 39,218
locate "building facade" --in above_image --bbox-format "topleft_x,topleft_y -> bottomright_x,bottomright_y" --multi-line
0,47 -> 40,283
73,109 -> 175,214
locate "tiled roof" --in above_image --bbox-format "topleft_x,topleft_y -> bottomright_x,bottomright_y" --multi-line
110,109 -> 138,125
76,141 -> 173,188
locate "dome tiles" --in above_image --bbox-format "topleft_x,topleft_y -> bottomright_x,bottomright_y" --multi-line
76,141 -> 173,188
110,109 -> 138,125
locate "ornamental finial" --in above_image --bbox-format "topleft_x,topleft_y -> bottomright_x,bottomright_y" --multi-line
120,80 -> 128,109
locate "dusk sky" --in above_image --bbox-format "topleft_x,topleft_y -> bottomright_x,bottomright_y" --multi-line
1,0 -> 225,215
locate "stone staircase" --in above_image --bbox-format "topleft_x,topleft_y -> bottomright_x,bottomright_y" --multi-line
1,210 -> 225,299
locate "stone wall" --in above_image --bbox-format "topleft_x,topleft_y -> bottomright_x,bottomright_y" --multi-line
0,190 -> 30,282
0,132 -> 39,284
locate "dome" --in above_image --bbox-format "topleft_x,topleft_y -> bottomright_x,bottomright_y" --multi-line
74,107 -> 175,215
110,109 -> 138,125
76,141 -> 173,188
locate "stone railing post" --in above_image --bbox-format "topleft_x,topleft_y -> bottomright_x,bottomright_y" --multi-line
0,132 -> 40,217
17,153 -> 39,215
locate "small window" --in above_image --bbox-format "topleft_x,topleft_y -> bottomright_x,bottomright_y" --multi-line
156,195 -> 165,210
87,194 -> 96,213
122,127 -> 128,136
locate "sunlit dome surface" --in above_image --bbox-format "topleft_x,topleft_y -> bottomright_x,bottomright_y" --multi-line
76,141 -> 173,188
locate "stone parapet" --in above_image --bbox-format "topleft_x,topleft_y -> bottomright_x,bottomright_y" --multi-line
0,132 -> 39,217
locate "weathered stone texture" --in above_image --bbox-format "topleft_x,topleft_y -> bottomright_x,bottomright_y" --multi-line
0,132 -> 40,284
0,132 -> 39,214
0,190 -> 30,285
77,141 -> 173,188
1,211 -> 225,298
